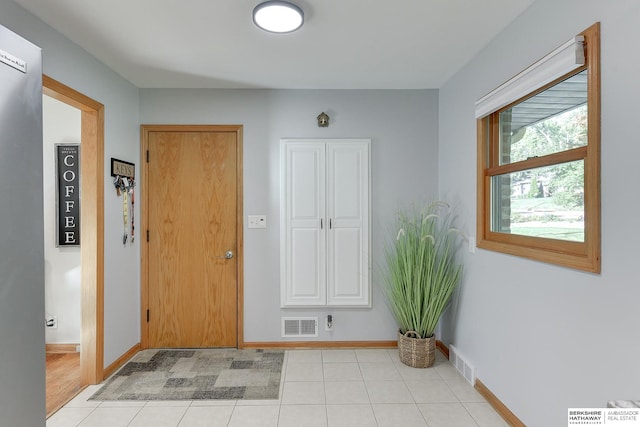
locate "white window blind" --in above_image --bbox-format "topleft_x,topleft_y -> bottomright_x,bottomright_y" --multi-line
475,36 -> 585,119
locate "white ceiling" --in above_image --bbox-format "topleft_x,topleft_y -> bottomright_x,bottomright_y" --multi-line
13,0 -> 535,89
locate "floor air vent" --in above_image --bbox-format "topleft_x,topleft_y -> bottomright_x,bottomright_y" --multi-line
449,345 -> 476,385
282,317 -> 318,337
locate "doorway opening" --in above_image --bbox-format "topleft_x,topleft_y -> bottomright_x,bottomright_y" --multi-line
43,75 -> 105,415
43,93 -> 81,416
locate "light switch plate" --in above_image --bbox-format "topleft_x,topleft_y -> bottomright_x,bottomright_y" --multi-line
248,215 -> 267,229
468,236 -> 476,253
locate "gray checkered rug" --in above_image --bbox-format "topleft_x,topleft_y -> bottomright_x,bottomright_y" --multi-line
90,348 -> 284,401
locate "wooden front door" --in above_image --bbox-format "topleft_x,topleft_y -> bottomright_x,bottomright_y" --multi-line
142,125 -> 242,348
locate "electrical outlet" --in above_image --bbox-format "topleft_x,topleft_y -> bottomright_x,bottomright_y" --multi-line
248,215 -> 267,229
325,315 -> 333,331
45,315 -> 57,329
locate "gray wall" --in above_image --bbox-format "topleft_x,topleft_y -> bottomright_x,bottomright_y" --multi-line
140,88 -> 440,341
0,23 -> 44,426
0,0 -> 140,367
438,1 -> 640,425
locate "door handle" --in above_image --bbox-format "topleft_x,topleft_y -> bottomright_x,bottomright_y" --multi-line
217,250 -> 234,259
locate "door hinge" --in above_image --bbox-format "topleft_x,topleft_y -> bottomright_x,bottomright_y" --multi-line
146,150 -> 149,163
146,309 -> 149,322
329,218 -> 332,229
146,230 -> 149,242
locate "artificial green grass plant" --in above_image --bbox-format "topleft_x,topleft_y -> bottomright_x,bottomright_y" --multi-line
382,201 -> 464,339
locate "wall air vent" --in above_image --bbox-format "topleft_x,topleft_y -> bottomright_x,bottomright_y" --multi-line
449,345 -> 477,385
282,317 -> 318,337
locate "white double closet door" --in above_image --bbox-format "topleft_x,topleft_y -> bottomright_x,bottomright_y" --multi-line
281,139 -> 370,307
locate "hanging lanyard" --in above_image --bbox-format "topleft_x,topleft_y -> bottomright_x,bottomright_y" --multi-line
114,175 -> 135,246
130,186 -> 135,243
122,178 -> 129,245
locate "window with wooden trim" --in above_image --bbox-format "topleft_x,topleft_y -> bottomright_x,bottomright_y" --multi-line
476,23 -> 600,272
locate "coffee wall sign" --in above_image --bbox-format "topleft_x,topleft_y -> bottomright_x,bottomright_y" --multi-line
56,144 -> 80,246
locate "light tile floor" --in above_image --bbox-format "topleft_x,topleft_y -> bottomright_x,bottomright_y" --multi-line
47,349 -> 509,427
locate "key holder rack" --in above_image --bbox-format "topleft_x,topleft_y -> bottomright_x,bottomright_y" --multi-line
111,158 -> 135,181
111,158 -> 136,245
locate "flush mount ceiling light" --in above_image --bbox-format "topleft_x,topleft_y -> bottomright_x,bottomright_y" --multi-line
253,1 -> 304,33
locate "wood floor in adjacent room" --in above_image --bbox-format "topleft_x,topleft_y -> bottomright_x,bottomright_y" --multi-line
46,352 -> 81,417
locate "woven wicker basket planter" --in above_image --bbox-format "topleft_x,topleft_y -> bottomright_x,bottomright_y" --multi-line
397,330 -> 436,368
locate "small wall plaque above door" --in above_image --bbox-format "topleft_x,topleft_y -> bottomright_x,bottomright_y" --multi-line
0,48 -> 27,73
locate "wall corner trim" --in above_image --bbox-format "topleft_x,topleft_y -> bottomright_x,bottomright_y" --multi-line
475,379 -> 526,426
242,340 -> 397,349
102,343 -> 141,379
